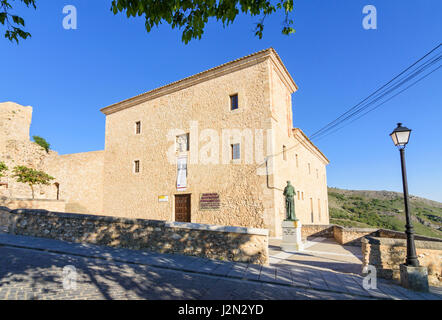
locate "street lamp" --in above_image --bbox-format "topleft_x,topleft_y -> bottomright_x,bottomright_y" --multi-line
390,123 -> 419,267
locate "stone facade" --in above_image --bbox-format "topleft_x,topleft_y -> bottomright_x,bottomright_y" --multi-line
101,48 -> 329,237
362,236 -> 442,287
1,48 -> 330,237
0,198 -> 65,212
3,207 -> 269,265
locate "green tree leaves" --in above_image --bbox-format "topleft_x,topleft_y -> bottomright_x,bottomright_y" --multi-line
12,166 -> 54,199
33,136 -> 50,153
110,0 -> 295,44
2,1 -> 295,44
0,0 -> 36,43
0,161 -> 8,178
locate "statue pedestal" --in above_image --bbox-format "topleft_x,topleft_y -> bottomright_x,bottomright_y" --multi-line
281,219 -> 304,252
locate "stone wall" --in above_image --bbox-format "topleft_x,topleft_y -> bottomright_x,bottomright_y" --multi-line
0,207 -> 11,228
0,198 -> 65,212
42,151 -> 104,214
0,102 -> 104,215
0,133 -> 60,200
301,224 -> 378,246
378,229 -> 442,242
333,225 -> 378,246
6,208 -> 269,265
362,236 -> 442,287
301,224 -> 335,240
0,102 -> 32,144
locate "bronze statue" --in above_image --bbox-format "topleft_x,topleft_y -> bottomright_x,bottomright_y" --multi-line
283,181 -> 297,220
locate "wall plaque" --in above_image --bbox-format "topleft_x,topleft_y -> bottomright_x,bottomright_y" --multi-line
199,193 -> 220,210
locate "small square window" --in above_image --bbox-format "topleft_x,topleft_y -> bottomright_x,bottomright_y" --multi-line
230,94 -> 239,111
135,121 -> 141,134
176,133 -> 189,153
232,143 -> 240,160
134,160 -> 140,173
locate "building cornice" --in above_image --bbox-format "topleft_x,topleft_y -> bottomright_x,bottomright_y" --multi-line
268,49 -> 298,94
100,48 -> 298,115
292,128 -> 330,165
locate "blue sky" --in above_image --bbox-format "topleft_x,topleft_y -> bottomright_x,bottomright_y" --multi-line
1,1 -> 441,201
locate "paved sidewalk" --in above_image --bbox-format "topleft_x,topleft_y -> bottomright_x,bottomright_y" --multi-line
0,233 -> 440,300
269,237 -> 364,274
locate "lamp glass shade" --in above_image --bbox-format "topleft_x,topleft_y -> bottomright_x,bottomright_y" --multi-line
396,130 -> 411,145
390,123 -> 411,147
390,132 -> 399,146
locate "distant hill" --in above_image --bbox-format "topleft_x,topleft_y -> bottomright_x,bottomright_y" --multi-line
328,187 -> 442,239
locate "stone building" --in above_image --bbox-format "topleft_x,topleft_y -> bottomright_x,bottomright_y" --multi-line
1,48 -> 329,237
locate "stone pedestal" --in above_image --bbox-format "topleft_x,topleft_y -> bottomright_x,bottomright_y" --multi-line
400,264 -> 429,292
281,219 -> 303,252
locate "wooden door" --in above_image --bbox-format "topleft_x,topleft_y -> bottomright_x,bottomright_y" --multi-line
175,194 -> 191,222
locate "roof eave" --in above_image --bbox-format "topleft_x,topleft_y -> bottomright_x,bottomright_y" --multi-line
101,48 -> 298,115
292,128 -> 330,165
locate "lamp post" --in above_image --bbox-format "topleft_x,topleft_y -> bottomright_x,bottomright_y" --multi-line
390,123 -> 419,267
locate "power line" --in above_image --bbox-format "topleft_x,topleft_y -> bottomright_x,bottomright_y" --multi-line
215,44 -> 442,193
313,64 -> 442,142
311,53 -> 441,141
251,44 -> 442,171
309,44 -> 441,141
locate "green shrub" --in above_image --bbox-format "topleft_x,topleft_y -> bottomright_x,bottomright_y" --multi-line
12,165 -> 54,199
32,136 -> 50,153
0,161 -> 8,178
329,192 -> 345,201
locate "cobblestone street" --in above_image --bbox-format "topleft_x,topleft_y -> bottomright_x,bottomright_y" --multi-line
0,245 -> 362,300
0,234 -> 440,300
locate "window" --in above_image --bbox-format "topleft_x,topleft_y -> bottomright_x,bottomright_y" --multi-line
135,121 -> 141,134
297,192 -> 300,201
310,198 -> 314,223
316,169 -> 319,179
325,200 -> 328,217
232,143 -> 240,160
318,199 -> 321,221
308,163 -> 311,174
134,160 -> 140,173
230,94 -> 239,111
283,145 -> 287,161
302,192 -> 304,200
176,133 -> 189,153
295,154 -> 299,168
